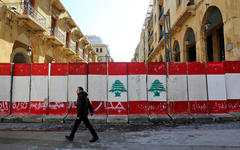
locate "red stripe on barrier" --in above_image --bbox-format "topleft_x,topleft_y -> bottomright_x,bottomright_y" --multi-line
128,101 -> 148,115
148,63 -> 166,75
30,101 -> 47,115
107,102 -> 128,115
187,62 -> 205,75
0,101 -> 10,114
68,101 -> 77,115
108,63 -> 127,75
51,63 -> 68,76
88,63 -> 107,75
168,101 -> 188,114
0,63 -> 11,76
11,102 -> 29,115
92,101 -> 107,115
189,101 -> 208,114
32,63 -> 49,76
206,62 -> 225,75
209,101 -> 228,114
14,64 -> 31,76
48,102 -> 67,115
168,63 -> 187,75
128,63 -> 146,75
227,99 -> 240,112
225,61 -> 240,73
69,63 -> 87,75
148,101 -> 167,114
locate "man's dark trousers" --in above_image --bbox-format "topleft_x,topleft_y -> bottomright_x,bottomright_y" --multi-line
70,117 -> 98,139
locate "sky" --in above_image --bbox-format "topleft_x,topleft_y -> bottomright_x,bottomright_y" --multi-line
60,0 -> 150,62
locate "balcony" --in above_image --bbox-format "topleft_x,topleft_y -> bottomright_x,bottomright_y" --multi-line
64,40 -> 76,55
6,2 -> 46,31
148,46 -> 155,57
48,28 -> 65,46
76,49 -> 85,62
172,0 -> 196,33
158,8 -> 164,24
147,14 -> 153,30
148,30 -> 154,44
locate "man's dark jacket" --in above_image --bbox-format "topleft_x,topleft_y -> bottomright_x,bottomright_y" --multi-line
77,91 -> 94,117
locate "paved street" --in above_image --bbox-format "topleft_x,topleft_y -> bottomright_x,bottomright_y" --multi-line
0,122 -> 240,150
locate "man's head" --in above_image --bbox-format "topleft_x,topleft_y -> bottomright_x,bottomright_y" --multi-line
76,87 -> 84,94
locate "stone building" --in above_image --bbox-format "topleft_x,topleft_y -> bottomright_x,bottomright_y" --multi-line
132,0 -> 240,63
0,0 -> 97,63
86,35 -> 114,62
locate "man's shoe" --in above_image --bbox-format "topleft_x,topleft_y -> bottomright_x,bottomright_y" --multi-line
65,136 -> 73,141
89,137 -> 99,143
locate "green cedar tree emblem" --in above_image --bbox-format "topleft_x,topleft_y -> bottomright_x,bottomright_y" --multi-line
148,80 -> 166,97
109,80 -> 127,97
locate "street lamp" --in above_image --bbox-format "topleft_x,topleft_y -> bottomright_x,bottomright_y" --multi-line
27,46 -> 32,56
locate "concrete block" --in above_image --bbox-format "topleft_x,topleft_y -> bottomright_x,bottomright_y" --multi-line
149,114 -> 171,123
89,115 -> 107,124
107,115 -> 128,124
1,115 -> 24,123
190,114 -> 214,123
210,113 -> 236,122
229,112 -> 240,121
0,115 -> 9,123
168,114 -> 192,124
128,115 -> 149,124
22,115 -> 43,123
43,115 -> 65,123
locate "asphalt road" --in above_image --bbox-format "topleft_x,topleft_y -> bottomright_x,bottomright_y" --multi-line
0,122 -> 240,150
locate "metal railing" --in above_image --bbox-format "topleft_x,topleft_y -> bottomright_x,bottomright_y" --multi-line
148,46 -> 154,57
148,30 -> 154,42
5,2 -> 46,29
158,8 -> 164,21
147,14 -> 153,29
158,31 -> 164,43
69,41 -> 76,53
51,28 -> 65,44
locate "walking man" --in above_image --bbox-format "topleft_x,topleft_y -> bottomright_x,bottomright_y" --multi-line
65,87 -> 99,142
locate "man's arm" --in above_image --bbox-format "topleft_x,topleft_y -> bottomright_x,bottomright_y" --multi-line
87,97 -> 94,115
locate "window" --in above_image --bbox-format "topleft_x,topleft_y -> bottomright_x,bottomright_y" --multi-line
177,0 -> 182,5
96,48 -> 99,52
66,31 -> 70,48
51,16 -> 57,36
100,48 -> 103,53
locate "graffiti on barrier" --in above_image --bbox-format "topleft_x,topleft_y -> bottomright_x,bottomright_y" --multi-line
108,102 -> 125,113
12,102 -> 28,111
0,101 -> 9,112
49,102 -> 65,110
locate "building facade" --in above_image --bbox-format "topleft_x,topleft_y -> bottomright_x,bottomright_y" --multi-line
87,35 -> 114,62
0,0 -> 97,63
132,0 -> 240,63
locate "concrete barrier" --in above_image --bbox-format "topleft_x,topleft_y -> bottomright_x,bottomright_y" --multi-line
108,63 -> 128,123
12,64 -> 31,115
128,63 -> 147,121
206,62 -> 228,114
68,63 -> 87,115
147,63 -> 167,115
225,61 -> 240,112
88,63 -> 108,116
168,62 -> 188,114
49,63 -> 68,115
30,63 -> 49,115
0,63 -> 11,114
187,62 -> 208,114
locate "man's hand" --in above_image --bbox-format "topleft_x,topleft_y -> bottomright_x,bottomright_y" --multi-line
91,113 -> 94,116
77,117 -> 80,120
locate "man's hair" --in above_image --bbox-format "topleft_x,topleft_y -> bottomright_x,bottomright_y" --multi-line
78,87 -> 84,91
